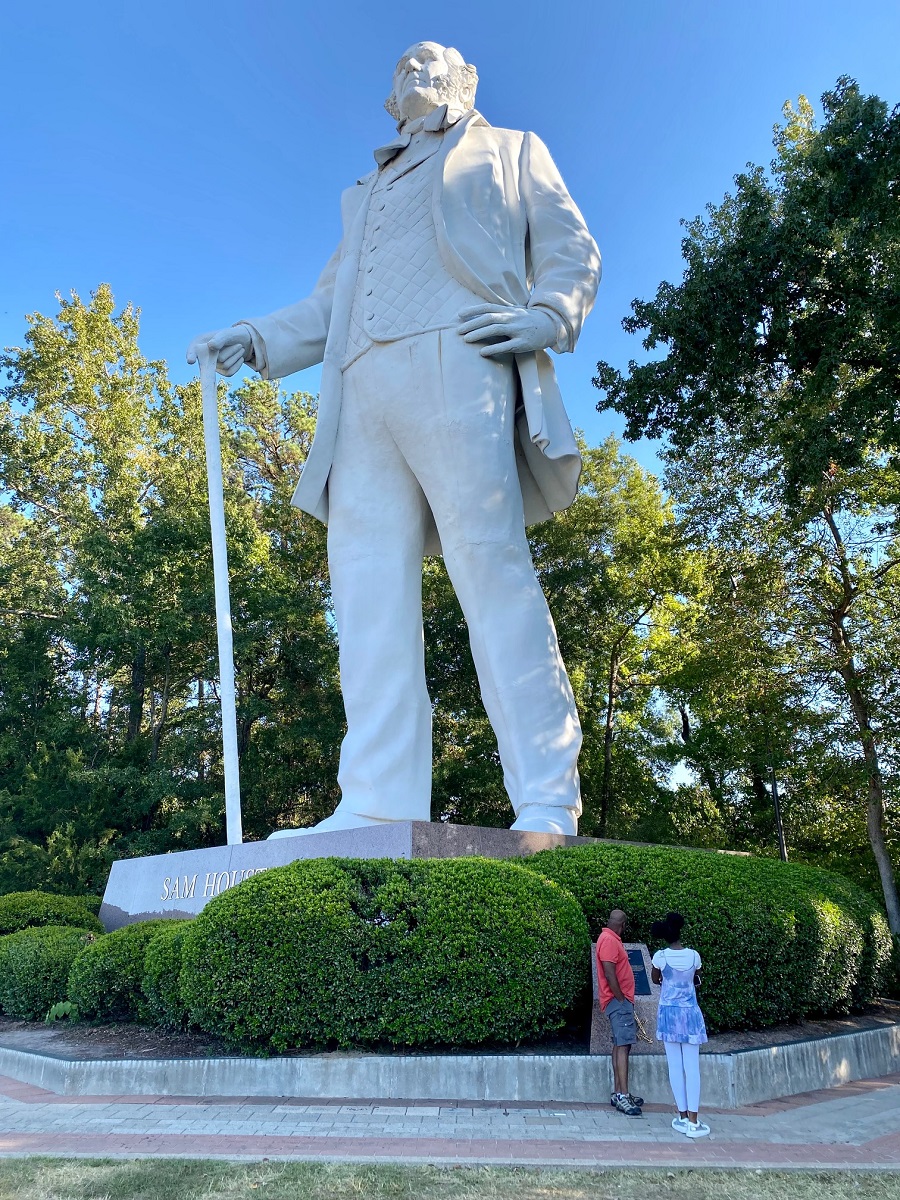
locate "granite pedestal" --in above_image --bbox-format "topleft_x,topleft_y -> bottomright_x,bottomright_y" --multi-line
99,821 -> 597,930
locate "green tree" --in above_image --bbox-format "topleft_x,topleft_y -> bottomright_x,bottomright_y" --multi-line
594,79 -> 900,929
0,287 -> 344,884
596,78 -> 900,501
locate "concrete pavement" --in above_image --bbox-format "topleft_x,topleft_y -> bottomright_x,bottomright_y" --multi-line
0,1072 -> 898,1168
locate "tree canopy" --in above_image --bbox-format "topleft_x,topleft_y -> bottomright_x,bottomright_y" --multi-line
594,77 -> 900,931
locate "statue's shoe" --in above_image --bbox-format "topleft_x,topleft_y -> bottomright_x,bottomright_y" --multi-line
509,805 -> 579,836
267,812 -> 391,839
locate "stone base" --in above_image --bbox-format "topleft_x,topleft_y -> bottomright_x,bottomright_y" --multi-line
100,820 -> 597,931
1,1024 -> 898,1106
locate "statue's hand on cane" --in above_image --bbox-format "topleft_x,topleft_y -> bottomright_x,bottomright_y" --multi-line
186,325 -> 253,377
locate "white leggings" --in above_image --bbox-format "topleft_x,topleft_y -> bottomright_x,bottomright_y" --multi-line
663,1041 -> 702,1113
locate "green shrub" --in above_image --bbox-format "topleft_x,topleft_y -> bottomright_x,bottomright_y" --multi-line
78,895 -> 103,917
142,922 -> 190,1029
68,920 -> 174,1022
889,936 -> 900,1000
522,843 -> 893,1032
181,856 -> 590,1052
0,891 -> 102,937
0,925 -> 97,1020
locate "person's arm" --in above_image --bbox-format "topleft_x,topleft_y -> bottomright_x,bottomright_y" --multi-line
651,966 -> 662,986
601,959 -> 626,1003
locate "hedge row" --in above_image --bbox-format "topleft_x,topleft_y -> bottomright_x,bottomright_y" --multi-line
0,926 -> 97,1020
522,842 -> 893,1031
180,856 -> 590,1051
0,891 -> 102,936
0,849 -> 891,1047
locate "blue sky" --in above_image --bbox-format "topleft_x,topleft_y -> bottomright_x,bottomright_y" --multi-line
3,0 -> 898,473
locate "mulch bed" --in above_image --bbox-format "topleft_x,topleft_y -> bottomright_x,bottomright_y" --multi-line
0,1000 -> 896,1062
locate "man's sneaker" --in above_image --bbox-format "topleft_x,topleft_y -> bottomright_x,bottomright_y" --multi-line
672,1115 -> 690,1133
612,1092 -> 642,1116
686,1120 -> 710,1138
610,1092 -> 644,1109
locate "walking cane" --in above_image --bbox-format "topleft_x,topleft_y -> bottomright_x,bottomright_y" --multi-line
197,344 -> 243,845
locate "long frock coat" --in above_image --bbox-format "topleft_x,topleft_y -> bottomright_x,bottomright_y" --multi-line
241,111 -> 601,555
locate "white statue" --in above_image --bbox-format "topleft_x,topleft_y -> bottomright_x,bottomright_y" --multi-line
188,42 -> 600,837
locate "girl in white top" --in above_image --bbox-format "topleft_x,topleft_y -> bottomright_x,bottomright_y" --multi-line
650,912 -> 710,1139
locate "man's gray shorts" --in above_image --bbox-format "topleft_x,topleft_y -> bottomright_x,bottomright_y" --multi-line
605,998 -> 637,1046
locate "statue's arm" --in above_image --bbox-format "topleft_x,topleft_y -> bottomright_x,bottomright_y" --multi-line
520,132 -> 601,351
238,242 -> 342,380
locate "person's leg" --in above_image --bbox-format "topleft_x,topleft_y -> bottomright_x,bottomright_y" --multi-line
612,1044 -> 631,1097
325,348 -> 432,822
663,1042 -> 689,1116
390,332 -> 582,828
683,1042 -> 702,1121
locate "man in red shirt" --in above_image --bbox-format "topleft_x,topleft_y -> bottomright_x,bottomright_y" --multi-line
597,908 -> 643,1116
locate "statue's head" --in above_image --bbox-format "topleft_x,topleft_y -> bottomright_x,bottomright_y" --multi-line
385,42 -> 478,126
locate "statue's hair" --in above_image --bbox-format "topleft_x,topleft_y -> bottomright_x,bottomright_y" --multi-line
384,45 -> 478,122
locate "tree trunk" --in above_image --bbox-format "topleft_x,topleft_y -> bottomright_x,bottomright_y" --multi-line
823,507 -> 900,933
599,650 -> 620,837
150,647 -> 172,763
838,650 -> 900,934
92,672 -> 103,727
198,678 -> 207,782
126,646 -> 146,743
678,704 -> 725,809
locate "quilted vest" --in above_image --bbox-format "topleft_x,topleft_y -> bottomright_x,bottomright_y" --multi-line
343,141 -> 477,368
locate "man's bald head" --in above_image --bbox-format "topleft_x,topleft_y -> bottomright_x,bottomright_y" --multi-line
607,909 -> 627,934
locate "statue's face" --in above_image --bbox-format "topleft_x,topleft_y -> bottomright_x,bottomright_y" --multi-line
392,42 -> 467,123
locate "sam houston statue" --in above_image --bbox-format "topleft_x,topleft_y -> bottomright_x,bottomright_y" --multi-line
188,42 -> 601,838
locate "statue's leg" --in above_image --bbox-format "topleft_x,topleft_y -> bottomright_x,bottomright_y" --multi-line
387,331 -> 582,834
272,349 -> 432,838
329,351 -> 434,824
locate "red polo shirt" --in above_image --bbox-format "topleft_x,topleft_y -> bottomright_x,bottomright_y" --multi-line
596,927 -> 635,1010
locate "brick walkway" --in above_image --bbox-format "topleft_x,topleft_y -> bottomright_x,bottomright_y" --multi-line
0,1073 -> 898,1168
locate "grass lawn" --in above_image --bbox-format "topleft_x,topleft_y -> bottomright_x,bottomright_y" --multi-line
0,1161 -> 897,1199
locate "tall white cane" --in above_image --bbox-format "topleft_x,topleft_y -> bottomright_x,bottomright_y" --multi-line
198,344 -> 243,845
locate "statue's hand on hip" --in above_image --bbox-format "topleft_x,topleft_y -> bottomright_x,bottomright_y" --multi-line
186,325 -> 253,377
457,305 -> 560,357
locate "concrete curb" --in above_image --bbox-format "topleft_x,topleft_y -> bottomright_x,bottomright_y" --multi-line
0,1024 -> 897,1109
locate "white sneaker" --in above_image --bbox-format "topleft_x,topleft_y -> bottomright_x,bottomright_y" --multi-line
510,805 -> 578,836
686,1120 -> 710,1138
672,1116 -> 690,1133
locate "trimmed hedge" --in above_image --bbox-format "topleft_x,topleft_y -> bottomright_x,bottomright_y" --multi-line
522,842 -> 893,1031
142,922 -> 190,1029
0,925 -> 97,1020
68,920 -> 173,1022
0,891 -> 102,937
180,856 -> 590,1052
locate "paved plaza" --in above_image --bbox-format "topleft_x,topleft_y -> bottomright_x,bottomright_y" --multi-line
0,1071 -> 898,1169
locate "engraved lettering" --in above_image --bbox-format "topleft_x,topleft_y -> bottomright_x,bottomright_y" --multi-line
203,872 -> 216,897
215,870 -> 230,894
171,876 -> 181,900
183,874 -> 197,899
160,877 -> 171,901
